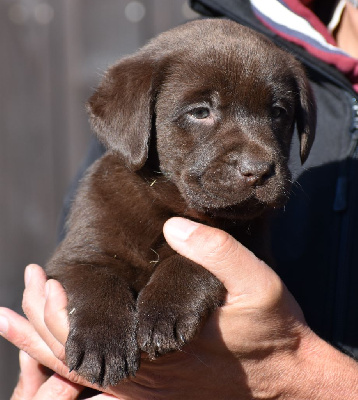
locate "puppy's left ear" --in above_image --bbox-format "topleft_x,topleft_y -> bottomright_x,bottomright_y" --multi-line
293,66 -> 317,164
86,54 -> 160,170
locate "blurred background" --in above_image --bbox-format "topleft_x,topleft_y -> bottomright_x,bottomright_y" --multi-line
0,1 -> 198,397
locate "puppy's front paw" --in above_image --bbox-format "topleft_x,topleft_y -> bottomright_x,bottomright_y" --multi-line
136,287 -> 206,359
66,310 -> 139,387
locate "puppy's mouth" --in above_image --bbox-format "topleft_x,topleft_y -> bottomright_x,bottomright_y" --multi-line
203,197 -> 280,220
179,165 -> 291,220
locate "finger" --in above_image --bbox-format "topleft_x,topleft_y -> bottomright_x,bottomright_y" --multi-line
163,217 -> 281,301
0,307 -> 62,369
0,308 -> 101,391
10,351 -> 49,400
44,279 -> 69,346
33,374 -> 83,400
22,265 -> 65,360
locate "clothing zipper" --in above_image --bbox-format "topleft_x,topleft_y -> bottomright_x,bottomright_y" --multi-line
350,98 -> 358,158
333,98 -> 358,211
330,96 -> 358,354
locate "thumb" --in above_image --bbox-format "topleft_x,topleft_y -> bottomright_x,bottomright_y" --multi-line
163,217 -> 280,301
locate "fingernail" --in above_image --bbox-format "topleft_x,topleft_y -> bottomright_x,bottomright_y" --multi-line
165,217 -> 200,241
24,265 -> 33,287
0,316 -> 9,336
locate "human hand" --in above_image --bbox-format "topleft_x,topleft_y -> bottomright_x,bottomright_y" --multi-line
4,293 -> 116,400
10,350 -> 83,400
1,217 -> 358,399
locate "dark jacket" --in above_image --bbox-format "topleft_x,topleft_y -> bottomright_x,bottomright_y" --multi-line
62,0 -> 358,357
189,0 -> 358,356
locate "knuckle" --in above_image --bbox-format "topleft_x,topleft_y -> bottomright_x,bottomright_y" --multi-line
251,267 -> 285,311
42,374 -> 81,399
11,330 -> 32,355
47,378 -> 72,398
66,369 -> 87,386
21,290 -> 30,317
21,289 -> 38,322
263,273 -> 285,308
202,228 -> 238,263
56,364 -> 83,386
50,342 -> 66,362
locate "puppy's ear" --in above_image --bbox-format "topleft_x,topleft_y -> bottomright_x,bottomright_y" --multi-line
294,66 -> 317,164
87,54 -> 159,170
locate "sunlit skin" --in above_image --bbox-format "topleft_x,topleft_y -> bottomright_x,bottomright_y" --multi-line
335,3 -> 358,58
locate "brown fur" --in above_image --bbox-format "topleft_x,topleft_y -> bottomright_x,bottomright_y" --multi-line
46,19 -> 316,386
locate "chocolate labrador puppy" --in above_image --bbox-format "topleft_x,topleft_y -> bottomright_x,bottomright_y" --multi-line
46,19 -> 316,386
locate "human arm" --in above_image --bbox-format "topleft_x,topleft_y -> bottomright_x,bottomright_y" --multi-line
1,217 -> 358,399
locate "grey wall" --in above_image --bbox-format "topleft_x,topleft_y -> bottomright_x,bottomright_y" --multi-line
0,1 -> 198,398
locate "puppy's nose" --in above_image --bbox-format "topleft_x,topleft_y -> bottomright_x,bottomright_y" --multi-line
239,160 -> 275,186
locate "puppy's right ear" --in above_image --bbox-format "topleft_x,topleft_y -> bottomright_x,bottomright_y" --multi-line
292,63 -> 317,165
87,54 -> 159,170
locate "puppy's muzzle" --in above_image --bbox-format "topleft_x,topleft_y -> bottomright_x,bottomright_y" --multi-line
237,158 -> 275,187
180,152 -> 288,214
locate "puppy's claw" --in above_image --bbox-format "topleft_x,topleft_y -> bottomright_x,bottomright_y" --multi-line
65,310 -> 140,386
67,351 -> 84,375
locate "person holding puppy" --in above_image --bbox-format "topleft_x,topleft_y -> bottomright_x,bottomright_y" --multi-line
3,0 -> 358,398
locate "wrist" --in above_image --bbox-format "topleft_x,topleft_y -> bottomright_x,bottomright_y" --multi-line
244,325 -> 358,400
290,329 -> 358,400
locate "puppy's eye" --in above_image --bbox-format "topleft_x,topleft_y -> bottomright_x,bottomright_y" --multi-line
189,107 -> 211,119
271,106 -> 286,119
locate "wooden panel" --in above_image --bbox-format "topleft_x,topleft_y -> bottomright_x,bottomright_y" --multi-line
0,1 -> 198,398
0,1 -> 57,396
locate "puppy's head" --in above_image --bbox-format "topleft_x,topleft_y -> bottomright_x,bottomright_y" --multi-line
87,19 -> 316,219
